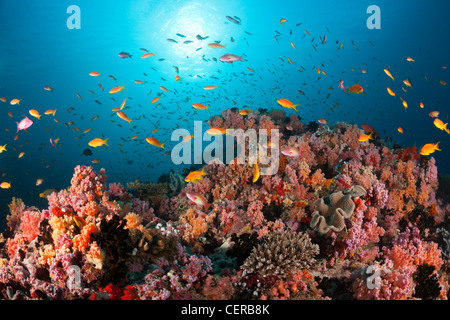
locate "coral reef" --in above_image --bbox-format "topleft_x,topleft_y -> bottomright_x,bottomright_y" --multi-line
0,108 -> 449,300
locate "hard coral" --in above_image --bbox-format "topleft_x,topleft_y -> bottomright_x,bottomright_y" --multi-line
241,231 -> 319,277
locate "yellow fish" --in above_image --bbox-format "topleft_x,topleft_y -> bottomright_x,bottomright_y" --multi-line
277,98 -> 299,111
0,182 -> 11,189
384,69 -> 395,81
0,144 -> 6,153
109,86 -> 125,94
206,127 -> 228,135
192,103 -> 209,110
402,100 -> 408,110
433,118 -> 450,134
29,109 -> 41,120
358,132 -> 374,142
185,167 -> 208,182
88,138 -> 109,147
420,142 -> 441,156
146,137 -> 165,149
387,87 -> 395,96
239,109 -> 252,116
252,163 -> 260,183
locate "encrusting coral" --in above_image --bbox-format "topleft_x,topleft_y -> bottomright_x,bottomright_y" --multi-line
0,108 -> 449,300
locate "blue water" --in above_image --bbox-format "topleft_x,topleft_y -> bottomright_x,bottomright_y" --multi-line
0,0 -> 449,230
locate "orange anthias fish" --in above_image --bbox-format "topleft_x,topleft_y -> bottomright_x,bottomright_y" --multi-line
318,118 -> 329,125
88,138 -> 109,148
420,102 -> 424,109
387,87 -> 395,96
347,84 -> 364,94
89,72 -> 100,76
420,142 -> 441,156
117,111 -> 132,124
280,18 -> 287,25
44,109 -> 57,116
151,96 -> 161,103
398,127 -> 404,134
185,168 -> 209,182
406,57 -> 415,62
277,98 -> 299,111
141,52 -> 155,59
384,69 -> 395,81
358,132 -> 374,142
146,137 -> 165,149
109,86 -> 125,94
160,86 -> 170,92
252,163 -> 260,183
182,134 -> 194,143
206,127 -> 228,135
208,43 -> 226,49
402,100 -> 408,110
203,85 -> 218,90
0,182 -> 11,189
29,109 -> 41,120
239,109 -> 252,116
192,103 -> 209,110
433,118 -> 450,134
403,79 -> 412,87
10,99 -> 21,105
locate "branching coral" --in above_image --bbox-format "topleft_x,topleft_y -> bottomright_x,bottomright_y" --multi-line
241,231 -> 319,277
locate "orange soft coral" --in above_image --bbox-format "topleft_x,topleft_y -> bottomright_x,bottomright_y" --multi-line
180,208 -> 209,243
73,223 -> 99,253
125,212 -> 144,231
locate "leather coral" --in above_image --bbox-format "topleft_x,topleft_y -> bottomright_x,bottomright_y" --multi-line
310,185 -> 366,235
